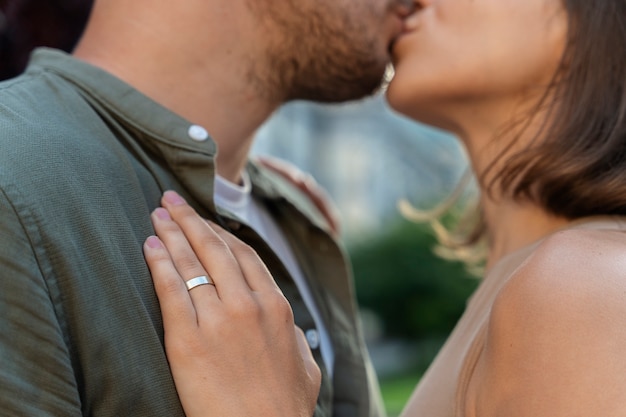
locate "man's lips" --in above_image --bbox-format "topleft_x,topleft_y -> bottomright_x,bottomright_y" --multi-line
387,16 -> 406,55
388,1 -> 424,53
386,0 -> 431,59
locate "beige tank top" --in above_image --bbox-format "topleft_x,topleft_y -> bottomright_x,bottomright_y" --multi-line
400,217 -> 626,417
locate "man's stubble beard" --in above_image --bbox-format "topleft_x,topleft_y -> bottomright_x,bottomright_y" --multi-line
246,2 -> 388,104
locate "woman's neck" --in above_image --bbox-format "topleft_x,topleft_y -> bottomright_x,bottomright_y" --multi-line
482,197 -> 570,270
444,91 -> 570,269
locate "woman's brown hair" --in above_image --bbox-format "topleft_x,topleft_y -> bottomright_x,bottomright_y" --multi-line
404,0 -> 626,272
498,0 -> 626,218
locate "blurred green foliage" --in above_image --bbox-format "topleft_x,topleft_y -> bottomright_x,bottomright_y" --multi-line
379,372 -> 423,417
349,219 -> 479,341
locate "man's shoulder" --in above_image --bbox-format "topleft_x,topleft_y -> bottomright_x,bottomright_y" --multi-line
0,71 -> 108,179
0,69 -> 86,134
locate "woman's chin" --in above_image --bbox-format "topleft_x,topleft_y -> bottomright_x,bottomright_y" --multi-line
385,84 -> 415,118
386,86 -> 431,123
385,89 -> 461,134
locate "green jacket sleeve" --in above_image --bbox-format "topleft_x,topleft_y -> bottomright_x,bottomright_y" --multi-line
0,188 -> 83,416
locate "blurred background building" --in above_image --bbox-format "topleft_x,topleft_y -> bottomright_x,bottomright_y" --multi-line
253,96 -> 468,243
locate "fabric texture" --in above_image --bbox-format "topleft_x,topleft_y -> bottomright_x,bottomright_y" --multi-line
0,48 -> 384,417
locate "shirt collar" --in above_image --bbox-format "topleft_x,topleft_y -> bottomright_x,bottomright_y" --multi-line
28,47 -> 219,210
28,48 -> 334,234
247,160 -> 334,234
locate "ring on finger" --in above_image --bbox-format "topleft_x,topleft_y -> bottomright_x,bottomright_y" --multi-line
185,275 -> 215,291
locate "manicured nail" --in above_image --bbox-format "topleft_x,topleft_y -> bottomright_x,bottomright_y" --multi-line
146,236 -> 163,249
154,207 -> 171,220
163,190 -> 186,206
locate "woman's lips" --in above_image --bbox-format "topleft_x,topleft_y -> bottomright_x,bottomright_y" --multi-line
388,0 -> 425,54
403,8 -> 423,31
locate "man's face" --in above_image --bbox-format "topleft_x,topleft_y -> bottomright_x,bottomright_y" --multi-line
248,0 -> 410,103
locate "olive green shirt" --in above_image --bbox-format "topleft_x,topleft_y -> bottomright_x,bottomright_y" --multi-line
0,48 -> 384,417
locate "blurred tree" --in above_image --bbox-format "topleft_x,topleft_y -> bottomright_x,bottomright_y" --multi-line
350,219 -> 478,341
0,0 -> 93,80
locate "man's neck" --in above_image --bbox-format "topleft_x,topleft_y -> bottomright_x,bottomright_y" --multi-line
72,0 -> 279,184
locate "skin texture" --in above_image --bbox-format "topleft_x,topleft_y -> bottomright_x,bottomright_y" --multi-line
144,191 -> 321,417
387,0 -> 569,265
73,0 -> 411,182
246,0 -> 411,102
388,0 -> 567,152
464,228 -> 626,417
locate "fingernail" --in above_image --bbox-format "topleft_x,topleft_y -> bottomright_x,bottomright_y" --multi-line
146,236 -> 163,249
154,207 -> 171,220
163,190 -> 186,206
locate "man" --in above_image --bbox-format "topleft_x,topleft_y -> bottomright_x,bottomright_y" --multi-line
0,0 -> 411,415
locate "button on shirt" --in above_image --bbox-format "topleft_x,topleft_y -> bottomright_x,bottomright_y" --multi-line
214,173 -> 334,375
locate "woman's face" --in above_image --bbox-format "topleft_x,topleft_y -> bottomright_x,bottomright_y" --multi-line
387,0 -> 568,131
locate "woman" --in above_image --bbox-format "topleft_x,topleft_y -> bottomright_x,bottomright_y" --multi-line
143,0 -> 626,415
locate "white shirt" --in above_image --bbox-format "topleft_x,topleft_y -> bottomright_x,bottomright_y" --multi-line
214,173 -> 334,375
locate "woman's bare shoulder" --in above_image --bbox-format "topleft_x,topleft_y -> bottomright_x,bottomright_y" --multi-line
502,226 -> 626,311
468,227 -> 626,416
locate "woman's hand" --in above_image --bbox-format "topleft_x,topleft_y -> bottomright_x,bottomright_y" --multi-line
143,191 -> 321,417
256,156 -> 341,237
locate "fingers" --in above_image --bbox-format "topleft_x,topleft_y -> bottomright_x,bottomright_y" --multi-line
210,223 -> 281,293
143,235 -> 198,332
150,207 -> 218,314
158,191 -> 252,301
159,191 -> 282,295
145,193 -> 321,417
